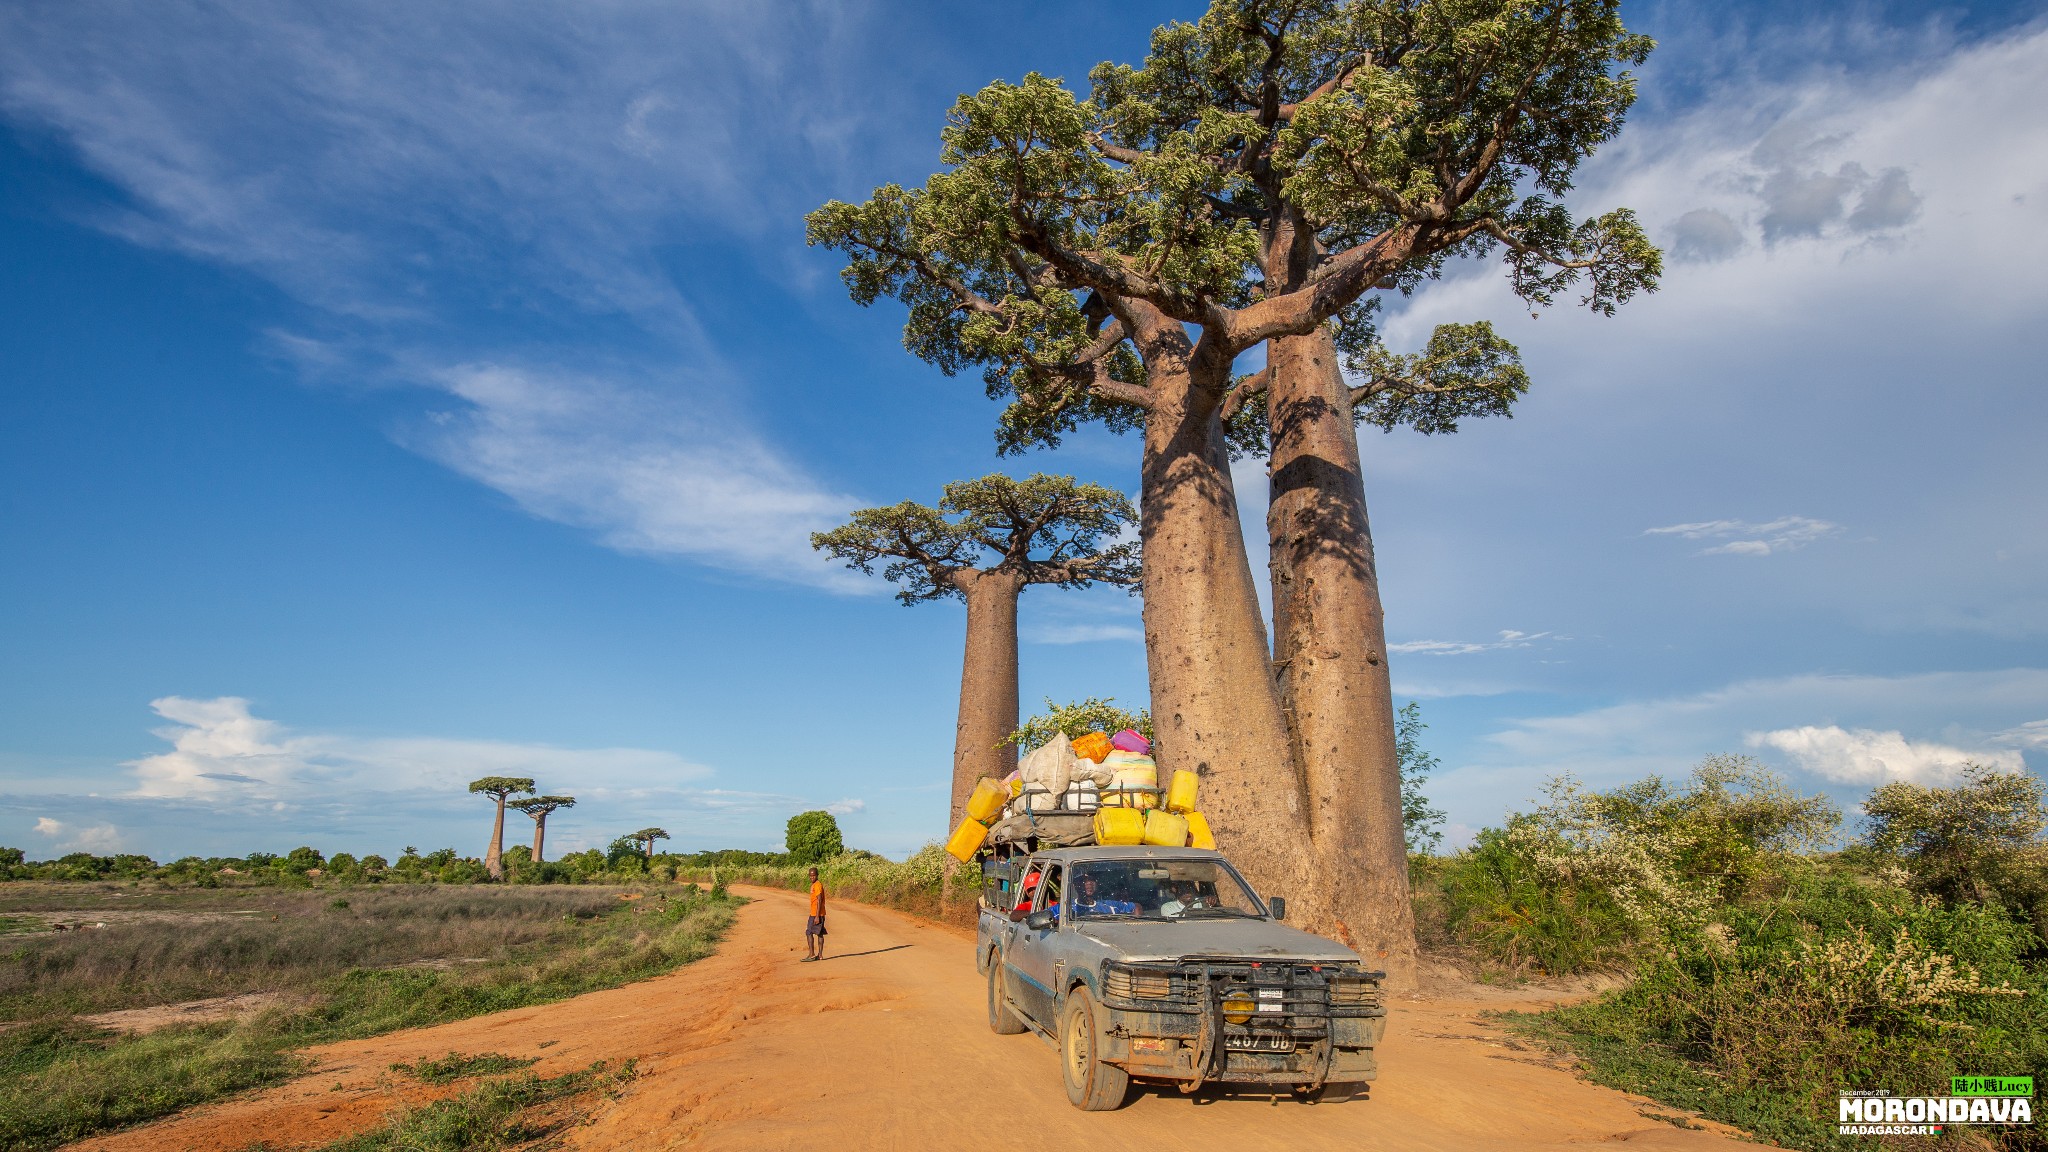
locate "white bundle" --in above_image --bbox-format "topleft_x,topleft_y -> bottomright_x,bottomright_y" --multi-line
1018,733 -> 1074,812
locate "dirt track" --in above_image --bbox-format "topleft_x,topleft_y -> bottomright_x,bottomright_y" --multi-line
70,885 -> 1762,1151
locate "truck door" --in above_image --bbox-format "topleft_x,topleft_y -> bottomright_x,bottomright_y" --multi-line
1004,862 -> 1063,1028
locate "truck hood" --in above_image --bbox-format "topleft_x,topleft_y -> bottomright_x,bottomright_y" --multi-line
1075,918 -> 1362,965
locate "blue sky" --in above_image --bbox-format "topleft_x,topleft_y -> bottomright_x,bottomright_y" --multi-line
2,0 -> 2043,861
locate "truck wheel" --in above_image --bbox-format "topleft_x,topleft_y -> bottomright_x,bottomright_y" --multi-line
1060,986 -> 1129,1111
987,952 -> 1026,1035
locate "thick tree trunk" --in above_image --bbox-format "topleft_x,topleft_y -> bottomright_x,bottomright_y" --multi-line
484,796 -> 507,881
949,569 -> 1023,830
1136,335 -> 1311,908
531,816 -> 547,864
1260,213 -> 1418,986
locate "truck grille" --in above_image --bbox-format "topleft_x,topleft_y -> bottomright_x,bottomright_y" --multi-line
1100,960 -> 1384,1019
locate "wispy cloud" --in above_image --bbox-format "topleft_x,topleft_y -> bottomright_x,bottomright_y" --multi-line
128,695 -> 714,802
413,364 -> 863,587
1644,516 -> 1843,556
1390,630 -> 1556,656
1746,725 -> 2020,784
0,1 -> 886,585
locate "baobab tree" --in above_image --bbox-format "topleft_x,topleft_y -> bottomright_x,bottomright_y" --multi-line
510,795 -> 575,863
809,0 -> 1659,982
469,776 -> 535,881
813,473 -> 1139,828
632,827 -> 670,859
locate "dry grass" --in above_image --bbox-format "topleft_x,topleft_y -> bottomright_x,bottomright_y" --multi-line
0,885 -> 624,1021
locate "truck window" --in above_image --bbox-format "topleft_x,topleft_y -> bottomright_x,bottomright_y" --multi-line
1013,863 -> 1044,915
1036,865 -> 1063,916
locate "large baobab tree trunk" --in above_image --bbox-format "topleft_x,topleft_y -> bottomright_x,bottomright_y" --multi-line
950,570 -> 1024,828
484,797 -> 508,881
1266,322 -> 1417,986
530,815 -> 548,863
1137,335 -> 1310,907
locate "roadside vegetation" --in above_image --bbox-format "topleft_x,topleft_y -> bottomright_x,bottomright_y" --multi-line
0,882 -> 737,1152
1407,753 -> 2047,1151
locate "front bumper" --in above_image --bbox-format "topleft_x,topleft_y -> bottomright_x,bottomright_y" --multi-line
1095,961 -> 1387,1087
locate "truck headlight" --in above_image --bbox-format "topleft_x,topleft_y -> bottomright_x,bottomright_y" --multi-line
1221,991 -> 1255,1024
1104,964 -> 1173,1000
1329,974 -> 1380,1007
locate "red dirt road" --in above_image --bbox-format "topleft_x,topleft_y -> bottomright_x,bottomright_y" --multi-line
72,886 -> 1762,1151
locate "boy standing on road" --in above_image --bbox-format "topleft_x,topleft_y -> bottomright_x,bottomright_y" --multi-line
802,867 -> 826,962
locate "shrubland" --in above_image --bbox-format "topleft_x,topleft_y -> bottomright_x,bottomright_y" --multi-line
1413,758 -> 2047,1151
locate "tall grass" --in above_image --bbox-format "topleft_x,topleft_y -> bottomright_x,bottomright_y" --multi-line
0,886 -> 623,1019
0,885 -> 737,1152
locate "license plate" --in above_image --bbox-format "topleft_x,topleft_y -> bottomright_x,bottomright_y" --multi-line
1225,1034 -> 1296,1052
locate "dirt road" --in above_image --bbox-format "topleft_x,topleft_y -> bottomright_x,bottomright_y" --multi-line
74,886 -> 1760,1151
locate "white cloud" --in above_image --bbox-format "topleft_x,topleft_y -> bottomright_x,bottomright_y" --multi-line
29,815 -> 123,853
1453,668 -> 2048,806
1746,725 -> 2022,783
825,798 -> 866,815
1644,516 -> 1843,556
414,363 -> 863,586
1389,629 -> 1555,656
128,696 -> 713,801
1997,720 -> 2048,750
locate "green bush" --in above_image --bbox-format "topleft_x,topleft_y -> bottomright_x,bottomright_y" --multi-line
784,812 -> 844,865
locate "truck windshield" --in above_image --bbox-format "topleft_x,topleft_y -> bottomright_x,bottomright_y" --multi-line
1069,860 -> 1264,920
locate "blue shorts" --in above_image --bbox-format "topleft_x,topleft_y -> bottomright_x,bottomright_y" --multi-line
805,915 -> 826,937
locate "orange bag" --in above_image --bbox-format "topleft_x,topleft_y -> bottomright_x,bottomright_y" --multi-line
1071,732 -> 1112,763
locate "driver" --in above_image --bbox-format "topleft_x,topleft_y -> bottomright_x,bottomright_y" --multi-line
1072,871 -> 1138,916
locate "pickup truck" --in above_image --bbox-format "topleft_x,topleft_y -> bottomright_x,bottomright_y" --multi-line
976,844 -> 1386,1109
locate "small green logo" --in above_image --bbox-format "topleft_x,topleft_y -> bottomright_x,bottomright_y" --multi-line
1952,1076 -> 2033,1097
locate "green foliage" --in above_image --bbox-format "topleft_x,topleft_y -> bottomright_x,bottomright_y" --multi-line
321,1060 -> 634,1152
391,1052 -> 538,1085
604,838 -> 646,870
1524,864 -> 2046,1150
784,812 -> 845,865
812,473 -> 1139,605
465,778 -> 535,801
810,0 -> 1660,457
1395,702 -> 1446,853
1004,697 -> 1154,751
1862,765 -> 2047,922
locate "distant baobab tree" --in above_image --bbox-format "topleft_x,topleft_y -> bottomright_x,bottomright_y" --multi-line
632,827 -> 670,858
469,776 -> 535,880
510,795 -> 576,863
813,473 -> 1139,829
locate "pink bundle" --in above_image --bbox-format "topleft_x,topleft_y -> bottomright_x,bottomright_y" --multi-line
1110,729 -> 1151,754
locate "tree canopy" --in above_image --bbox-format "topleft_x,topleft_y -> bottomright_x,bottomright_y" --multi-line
811,472 -> 1138,605
808,0 -> 1659,454
510,795 -> 576,818
785,811 -> 846,865
1004,696 -> 1155,750
468,777 -> 536,799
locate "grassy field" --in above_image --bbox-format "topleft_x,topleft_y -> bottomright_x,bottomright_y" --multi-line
0,881 -> 738,1152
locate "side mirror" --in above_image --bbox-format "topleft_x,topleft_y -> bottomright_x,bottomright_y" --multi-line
1268,897 -> 1287,921
1026,908 -> 1057,931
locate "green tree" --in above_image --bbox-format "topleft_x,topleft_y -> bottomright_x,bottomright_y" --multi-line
1864,766 -> 2046,914
632,827 -> 671,859
813,473 -> 1139,828
809,0 -> 1659,979
284,846 -> 324,874
1005,696 -> 1154,751
1394,703 -> 1446,854
510,795 -> 576,863
468,776 -> 535,881
786,811 -> 845,865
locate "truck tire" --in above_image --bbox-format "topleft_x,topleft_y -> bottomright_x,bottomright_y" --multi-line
1060,986 -> 1129,1111
987,951 -> 1026,1035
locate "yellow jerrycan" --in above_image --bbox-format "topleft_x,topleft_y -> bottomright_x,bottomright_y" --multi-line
964,778 -> 1007,825
1143,809 -> 1189,847
1093,807 -> 1146,846
945,817 -> 989,862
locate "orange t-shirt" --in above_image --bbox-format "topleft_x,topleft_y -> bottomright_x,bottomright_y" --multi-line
808,881 -> 825,917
